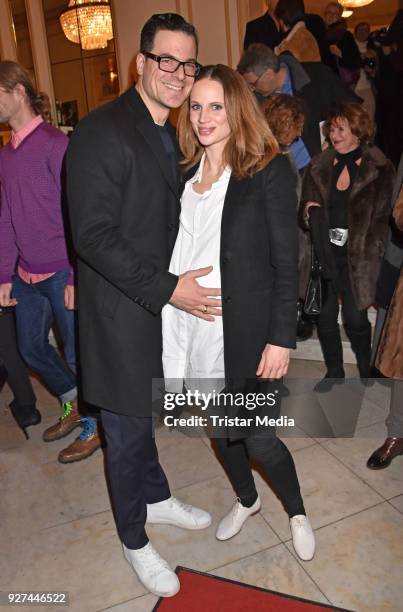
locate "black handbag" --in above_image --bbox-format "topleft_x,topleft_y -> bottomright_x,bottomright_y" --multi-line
304,245 -> 322,316
296,299 -> 314,341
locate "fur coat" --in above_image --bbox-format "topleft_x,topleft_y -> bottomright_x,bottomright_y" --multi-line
300,145 -> 395,310
376,185 -> 403,378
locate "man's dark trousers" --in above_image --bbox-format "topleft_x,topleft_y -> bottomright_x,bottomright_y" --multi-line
101,410 -> 171,549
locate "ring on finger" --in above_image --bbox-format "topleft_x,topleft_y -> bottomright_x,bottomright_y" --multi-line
202,305 -> 208,313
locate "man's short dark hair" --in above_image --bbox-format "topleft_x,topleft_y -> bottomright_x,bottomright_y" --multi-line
275,0 -> 306,28
140,13 -> 198,55
237,44 -> 280,76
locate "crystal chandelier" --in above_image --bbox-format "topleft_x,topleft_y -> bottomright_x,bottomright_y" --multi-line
60,0 -> 114,50
338,0 -> 374,7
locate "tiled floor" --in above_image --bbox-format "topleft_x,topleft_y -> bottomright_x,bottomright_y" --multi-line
1,360 -> 402,612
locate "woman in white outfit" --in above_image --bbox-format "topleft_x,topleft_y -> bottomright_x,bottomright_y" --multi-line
162,65 -> 315,561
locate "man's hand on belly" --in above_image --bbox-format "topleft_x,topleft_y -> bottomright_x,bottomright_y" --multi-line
169,266 -> 222,322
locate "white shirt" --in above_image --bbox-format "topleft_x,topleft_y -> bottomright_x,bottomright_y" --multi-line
162,154 -> 231,393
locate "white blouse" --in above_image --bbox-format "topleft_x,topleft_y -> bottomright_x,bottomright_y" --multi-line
162,154 -> 231,393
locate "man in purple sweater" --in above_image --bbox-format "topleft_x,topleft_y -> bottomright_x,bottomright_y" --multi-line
0,61 -> 99,462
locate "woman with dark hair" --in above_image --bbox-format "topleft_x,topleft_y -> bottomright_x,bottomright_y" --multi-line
301,103 -> 395,392
163,65 -> 315,561
275,0 -> 321,62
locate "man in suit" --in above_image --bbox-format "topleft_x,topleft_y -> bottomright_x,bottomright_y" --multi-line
66,13 -> 220,598
243,0 -> 282,50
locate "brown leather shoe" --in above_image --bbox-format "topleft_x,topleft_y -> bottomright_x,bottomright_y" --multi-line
58,418 -> 101,463
366,437 -> 403,470
42,399 -> 81,442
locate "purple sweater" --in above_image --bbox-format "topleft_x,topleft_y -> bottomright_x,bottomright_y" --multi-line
0,122 -> 73,284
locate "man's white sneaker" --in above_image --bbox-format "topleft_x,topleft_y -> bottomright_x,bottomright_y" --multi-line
216,497 -> 261,541
123,542 -> 180,597
147,496 -> 211,530
290,515 -> 315,561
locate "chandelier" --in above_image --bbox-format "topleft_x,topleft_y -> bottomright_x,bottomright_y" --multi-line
342,9 -> 353,17
60,0 -> 114,50
338,0 -> 374,7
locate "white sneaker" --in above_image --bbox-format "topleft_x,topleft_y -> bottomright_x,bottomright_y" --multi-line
123,542 -> 180,597
216,497 -> 261,541
290,515 -> 315,561
147,496 -> 211,530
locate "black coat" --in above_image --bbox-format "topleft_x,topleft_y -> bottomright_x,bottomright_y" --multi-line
243,12 -> 282,50
305,13 -> 327,62
182,154 -> 298,441
66,88 -> 180,416
183,154 -> 299,382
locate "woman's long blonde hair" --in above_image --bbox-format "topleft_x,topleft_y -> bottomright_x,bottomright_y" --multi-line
177,64 -> 278,178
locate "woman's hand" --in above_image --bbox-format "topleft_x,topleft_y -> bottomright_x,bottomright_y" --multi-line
256,344 -> 290,379
303,201 -> 321,225
169,266 -> 222,321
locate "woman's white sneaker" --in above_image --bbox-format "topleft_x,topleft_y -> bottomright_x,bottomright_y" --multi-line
147,496 -> 211,530
290,515 -> 315,561
123,542 -> 180,597
216,497 -> 261,541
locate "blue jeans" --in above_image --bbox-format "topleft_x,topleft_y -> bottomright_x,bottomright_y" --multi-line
12,272 -> 77,402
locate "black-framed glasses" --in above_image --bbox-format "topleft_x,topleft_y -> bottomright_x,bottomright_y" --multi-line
247,71 -> 265,92
144,52 -> 201,77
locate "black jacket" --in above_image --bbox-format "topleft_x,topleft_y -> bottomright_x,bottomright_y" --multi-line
66,87 -> 180,416
305,13 -> 328,62
184,154 -> 299,382
244,12 -> 282,50
282,57 -> 360,157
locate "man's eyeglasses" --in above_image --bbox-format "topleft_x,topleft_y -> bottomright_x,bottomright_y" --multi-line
144,52 -> 201,77
247,71 -> 265,92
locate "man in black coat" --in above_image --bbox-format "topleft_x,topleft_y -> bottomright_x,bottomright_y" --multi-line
243,0 -> 282,50
238,44 -> 360,159
244,0 -> 327,60
66,14 -> 219,598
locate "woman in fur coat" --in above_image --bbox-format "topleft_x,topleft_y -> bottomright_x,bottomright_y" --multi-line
301,102 -> 395,392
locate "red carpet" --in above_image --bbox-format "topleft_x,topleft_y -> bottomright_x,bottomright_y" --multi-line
153,568 -> 352,611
